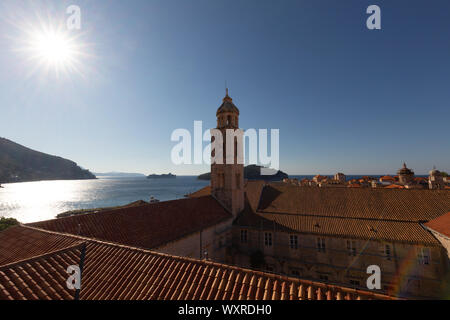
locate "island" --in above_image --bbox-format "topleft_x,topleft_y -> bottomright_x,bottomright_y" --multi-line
147,173 -> 176,179
94,172 -> 146,177
0,137 -> 96,184
197,164 -> 288,181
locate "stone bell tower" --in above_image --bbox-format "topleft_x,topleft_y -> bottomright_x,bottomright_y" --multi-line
211,89 -> 244,217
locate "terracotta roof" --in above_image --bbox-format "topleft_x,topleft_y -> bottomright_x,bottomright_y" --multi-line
188,181 -> 265,213
425,212 -> 450,238
347,183 -> 362,188
0,226 -> 395,300
244,180 -> 266,212
0,226 -> 82,266
28,196 -> 231,249
256,184 -> 450,222
384,184 -> 405,189
380,176 -> 396,181
187,185 -> 211,198
235,212 -> 440,246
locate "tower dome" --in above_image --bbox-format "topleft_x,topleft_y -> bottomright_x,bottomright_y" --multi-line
397,163 -> 414,175
429,166 -> 441,176
216,89 -> 240,129
216,89 -> 239,116
397,163 -> 415,186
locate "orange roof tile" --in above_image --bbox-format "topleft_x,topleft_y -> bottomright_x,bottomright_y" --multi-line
256,184 -> 450,222
28,196 -> 231,249
425,212 -> 450,238
0,226 -> 396,300
0,226 -> 82,265
384,184 -> 405,189
235,212 -> 440,246
186,185 -> 211,198
347,183 -> 362,188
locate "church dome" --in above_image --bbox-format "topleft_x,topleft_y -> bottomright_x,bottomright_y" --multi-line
429,167 -> 441,176
397,163 -> 414,175
216,90 -> 239,116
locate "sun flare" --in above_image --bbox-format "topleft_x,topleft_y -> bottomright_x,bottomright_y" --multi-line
17,22 -> 88,77
27,27 -> 81,74
31,30 -> 73,65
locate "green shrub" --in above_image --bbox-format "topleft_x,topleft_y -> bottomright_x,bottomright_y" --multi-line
0,217 -> 19,232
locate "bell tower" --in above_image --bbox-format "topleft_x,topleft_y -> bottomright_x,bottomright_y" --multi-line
211,89 -> 244,217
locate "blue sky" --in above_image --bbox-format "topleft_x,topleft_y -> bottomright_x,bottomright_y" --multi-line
0,0 -> 449,175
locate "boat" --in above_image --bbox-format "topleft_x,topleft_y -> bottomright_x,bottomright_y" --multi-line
147,173 -> 176,179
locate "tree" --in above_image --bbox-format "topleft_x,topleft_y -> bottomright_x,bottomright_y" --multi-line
0,217 -> 19,232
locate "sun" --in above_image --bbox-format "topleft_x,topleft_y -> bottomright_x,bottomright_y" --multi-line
27,27 -> 81,74
31,30 -> 73,65
16,22 -> 88,77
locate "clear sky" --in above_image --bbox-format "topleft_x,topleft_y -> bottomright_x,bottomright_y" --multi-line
0,0 -> 449,175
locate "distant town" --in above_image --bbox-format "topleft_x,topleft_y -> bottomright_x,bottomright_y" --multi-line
284,163 -> 449,190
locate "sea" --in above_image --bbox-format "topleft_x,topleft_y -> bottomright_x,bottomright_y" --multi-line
0,174 -> 421,223
0,176 -> 209,223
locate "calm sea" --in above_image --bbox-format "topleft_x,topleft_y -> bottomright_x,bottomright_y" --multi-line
0,176 -> 209,223
0,174 -> 427,223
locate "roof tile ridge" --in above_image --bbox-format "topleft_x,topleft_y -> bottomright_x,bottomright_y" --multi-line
18,228 -> 376,289
255,211 -> 421,223
20,227 -> 398,299
25,195 -> 219,225
0,241 -> 86,270
21,225 -> 253,269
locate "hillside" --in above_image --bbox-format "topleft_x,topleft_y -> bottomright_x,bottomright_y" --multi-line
0,137 -> 96,184
198,164 -> 288,181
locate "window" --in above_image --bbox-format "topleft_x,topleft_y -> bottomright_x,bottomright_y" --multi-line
240,229 -> 248,244
289,235 -> 298,249
264,232 -> 272,247
236,173 -> 241,189
418,248 -> 430,265
317,238 -> 326,253
385,244 -> 391,260
347,240 -> 356,256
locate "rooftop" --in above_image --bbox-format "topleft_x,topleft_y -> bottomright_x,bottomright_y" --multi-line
28,195 -> 231,249
0,225 -> 394,300
425,212 -> 450,238
256,183 -> 450,222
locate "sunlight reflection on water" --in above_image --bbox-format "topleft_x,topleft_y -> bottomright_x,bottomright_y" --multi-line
0,177 -> 208,223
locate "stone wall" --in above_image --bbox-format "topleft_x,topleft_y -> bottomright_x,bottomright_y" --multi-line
232,227 -> 450,299
155,218 -> 233,263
